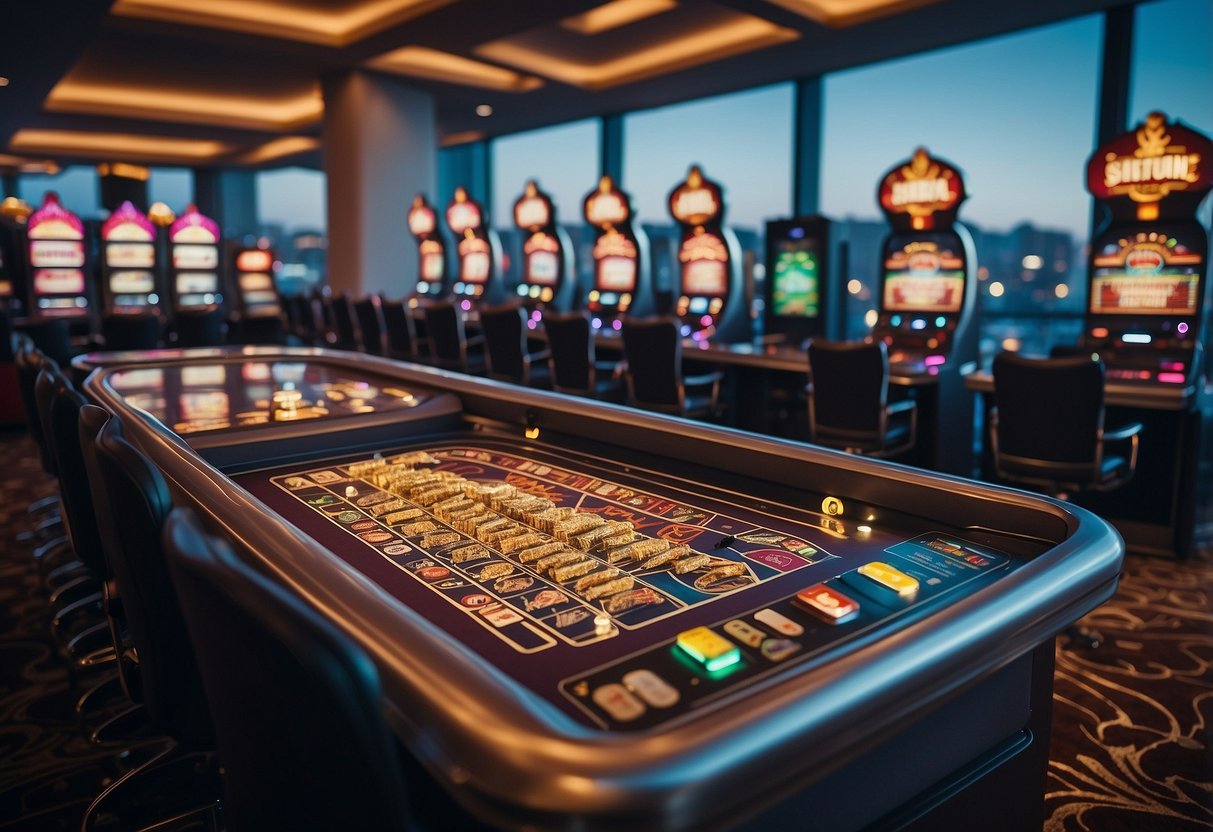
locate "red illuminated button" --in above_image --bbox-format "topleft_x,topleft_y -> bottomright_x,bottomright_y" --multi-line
796,584 -> 860,622
593,683 -> 646,722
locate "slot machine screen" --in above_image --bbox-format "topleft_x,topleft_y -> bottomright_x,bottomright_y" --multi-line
110,271 -> 156,293
34,270 -> 85,294
182,365 -> 226,386
239,273 -> 274,291
106,242 -> 155,268
683,260 -> 727,296
463,252 -> 490,283
1089,230 -> 1202,316
597,257 -> 636,293
526,251 -> 559,286
177,273 -> 219,294
771,240 -> 820,318
243,291 -> 279,306
422,252 -> 444,281
174,245 -> 219,269
881,235 -> 965,314
29,240 -> 85,268
236,250 -> 273,272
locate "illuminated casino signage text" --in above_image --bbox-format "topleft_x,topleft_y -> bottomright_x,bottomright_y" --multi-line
585,176 -> 630,227
514,181 -> 553,231
877,148 -> 965,231
446,187 -> 483,235
408,194 -> 437,236
668,165 -> 724,227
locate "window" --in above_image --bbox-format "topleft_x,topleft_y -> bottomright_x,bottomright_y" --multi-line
491,119 -> 600,287
256,167 -> 327,293
821,16 -> 1103,359
148,167 -> 193,211
19,166 -> 103,219
623,84 -> 794,308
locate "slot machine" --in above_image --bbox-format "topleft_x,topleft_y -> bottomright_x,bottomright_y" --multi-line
869,148 -> 979,475
0,198 -> 31,316
1073,111 -> 1212,557
26,192 -> 95,329
168,205 -> 223,314
582,175 -> 652,331
763,216 -> 845,344
667,166 -> 747,343
99,200 -> 163,316
511,180 -> 575,315
445,187 -> 503,309
232,246 -> 282,320
407,194 -> 447,304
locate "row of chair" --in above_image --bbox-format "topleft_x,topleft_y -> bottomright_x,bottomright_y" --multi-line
13,339 -> 458,831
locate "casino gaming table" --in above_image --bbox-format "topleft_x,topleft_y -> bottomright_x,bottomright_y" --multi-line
81,347 -> 1123,832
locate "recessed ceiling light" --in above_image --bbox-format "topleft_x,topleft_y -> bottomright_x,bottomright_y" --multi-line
0,77 -> 10,87
475,104 -> 493,117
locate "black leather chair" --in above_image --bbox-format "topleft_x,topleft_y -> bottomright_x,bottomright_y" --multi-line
807,339 -> 916,458
15,317 -> 73,365
174,306 -> 226,348
17,344 -> 66,543
353,295 -> 388,356
991,351 -> 1142,497
422,300 -> 484,374
479,301 -> 550,387
381,298 -> 422,360
79,406 -> 218,827
164,507 -> 413,832
541,310 -> 622,400
102,312 -> 163,351
330,293 -> 360,351
620,316 -> 721,418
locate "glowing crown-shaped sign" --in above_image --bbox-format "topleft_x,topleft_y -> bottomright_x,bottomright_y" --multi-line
169,204 -> 220,243
584,176 -> 631,228
101,200 -> 155,241
27,192 -> 85,240
668,165 -> 724,227
446,187 -> 484,235
408,194 -> 437,237
877,147 -> 965,231
514,180 -> 554,231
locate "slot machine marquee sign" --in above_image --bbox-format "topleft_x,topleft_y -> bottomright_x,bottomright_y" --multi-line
27,192 -> 90,318
878,147 -> 966,233
408,194 -> 445,296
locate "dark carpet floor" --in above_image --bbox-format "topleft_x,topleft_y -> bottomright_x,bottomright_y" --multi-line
0,430 -> 1209,831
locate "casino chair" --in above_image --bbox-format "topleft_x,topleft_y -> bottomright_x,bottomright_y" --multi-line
330,293 -> 361,352
990,351 -> 1142,499
422,300 -> 485,374
381,297 -> 424,360
15,316 -> 74,366
479,301 -> 550,387
0,310 -> 26,426
164,507 -> 415,832
174,306 -> 226,348
16,344 -> 68,552
620,316 -> 722,419
102,312 -> 163,351
79,406 -> 220,829
807,339 -> 917,458
542,310 -> 623,401
353,295 -> 388,356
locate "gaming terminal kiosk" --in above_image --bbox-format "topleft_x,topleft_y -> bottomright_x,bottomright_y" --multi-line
26,192 -> 95,331
582,175 -> 652,331
512,180 -> 575,314
446,186 -> 504,308
763,216 -> 844,344
407,194 -> 448,304
870,148 -> 979,475
168,205 -> 224,314
667,165 -> 748,343
100,200 -> 163,316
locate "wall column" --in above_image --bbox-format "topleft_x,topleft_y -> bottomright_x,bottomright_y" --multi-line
193,169 -> 259,238
323,71 -> 437,297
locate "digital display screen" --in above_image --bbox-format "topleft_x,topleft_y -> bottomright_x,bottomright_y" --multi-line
462,252 -> 490,283
243,291 -> 279,306
34,269 -> 85,295
173,244 -> 219,269
682,259 -> 727,296
177,273 -> 219,293
421,252 -> 444,281
1090,232 -> 1203,316
239,273 -> 273,291
526,251 -> 559,286
182,365 -> 226,386
30,240 -> 85,268
236,250 -> 273,272
597,256 -> 636,292
881,235 -> 966,313
106,242 -> 155,268
771,242 -> 820,318
110,271 -> 155,293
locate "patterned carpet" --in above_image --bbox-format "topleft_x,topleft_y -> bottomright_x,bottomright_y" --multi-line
0,428 -> 1209,831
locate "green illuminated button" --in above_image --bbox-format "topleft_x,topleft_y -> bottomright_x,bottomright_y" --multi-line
858,561 -> 919,596
677,626 -> 741,672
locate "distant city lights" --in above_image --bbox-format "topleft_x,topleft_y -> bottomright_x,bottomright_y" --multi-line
1054,284 -> 1070,299
847,279 -> 862,294
988,281 -> 1005,297
1021,254 -> 1043,269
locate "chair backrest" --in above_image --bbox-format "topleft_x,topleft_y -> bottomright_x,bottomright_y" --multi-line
102,312 -> 162,351
353,296 -> 387,355
81,408 -> 212,747
808,339 -> 888,435
175,306 -> 225,348
479,302 -> 529,382
34,361 -> 65,477
621,317 -> 683,411
27,352 -> 60,474
422,301 -> 465,366
543,310 -> 594,394
49,376 -> 106,574
992,351 -> 1104,472
331,294 -> 359,351
0,309 -> 14,362
164,508 -> 412,832
16,318 -> 73,366
379,298 -> 415,357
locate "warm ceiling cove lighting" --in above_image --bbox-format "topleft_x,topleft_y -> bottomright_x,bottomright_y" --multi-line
0,154 -> 58,174
367,47 -> 543,92
441,130 -> 486,147
238,136 -> 321,165
47,81 -> 323,131
96,162 -> 150,181
762,0 -> 942,28
560,0 -> 679,35
110,0 -> 456,47
10,130 -> 230,162
478,17 -> 799,91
